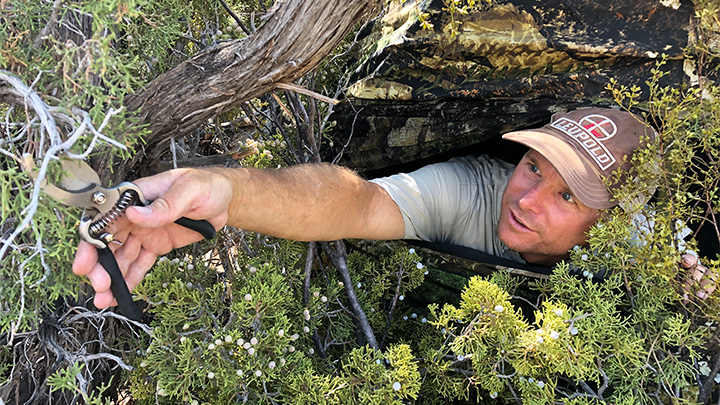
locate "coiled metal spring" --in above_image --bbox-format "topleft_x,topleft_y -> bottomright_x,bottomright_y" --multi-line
88,190 -> 136,238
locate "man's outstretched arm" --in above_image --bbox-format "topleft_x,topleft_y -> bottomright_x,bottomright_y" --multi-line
72,164 -> 405,309
220,164 -> 404,241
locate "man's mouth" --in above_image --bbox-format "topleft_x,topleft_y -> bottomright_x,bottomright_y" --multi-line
509,209 -> 532,231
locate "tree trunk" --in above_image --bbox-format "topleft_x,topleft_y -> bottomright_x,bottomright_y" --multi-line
100,0 -> 381,183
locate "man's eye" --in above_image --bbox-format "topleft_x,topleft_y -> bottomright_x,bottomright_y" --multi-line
561,192 -> 575,203
529,164 -> 539,173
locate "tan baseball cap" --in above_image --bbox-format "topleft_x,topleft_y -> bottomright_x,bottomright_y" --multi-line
502,108 -> 657,209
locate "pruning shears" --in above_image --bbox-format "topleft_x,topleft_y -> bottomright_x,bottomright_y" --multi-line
22,154 -> 216,321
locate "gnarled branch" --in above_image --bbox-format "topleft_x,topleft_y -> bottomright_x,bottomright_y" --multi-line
104,0 -> 381,183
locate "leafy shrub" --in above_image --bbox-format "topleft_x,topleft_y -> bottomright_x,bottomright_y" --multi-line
1,0 -> 719,404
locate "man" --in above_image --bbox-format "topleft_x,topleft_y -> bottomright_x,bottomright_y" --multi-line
72,108 -> 715,308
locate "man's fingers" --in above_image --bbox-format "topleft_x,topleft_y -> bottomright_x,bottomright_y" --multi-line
125,248 -> 157,291
86,261 -> 111,297
89,250 -> 152,309
681,253 -> 697,269
113,234 -> 143,274
72,241 -> 99,276
691,262 -> 705,283
698,265 -> 717,298
700,276 -> 717,292
681,256 -> 717,300
94,289 -> 117,309
692,263 -> 715,284
125,197 -> 178,228
133,169 -> 186,201
126,170 -> 205,228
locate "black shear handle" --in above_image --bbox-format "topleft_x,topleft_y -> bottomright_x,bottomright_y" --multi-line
174,217 -> 216,239
98,217 -> 215,321
98,247 -> 145,321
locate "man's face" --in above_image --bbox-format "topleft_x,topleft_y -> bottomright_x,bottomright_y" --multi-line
497,150 -> 601,266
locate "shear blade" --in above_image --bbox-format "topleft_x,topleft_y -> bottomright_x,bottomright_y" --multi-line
59,158 -> 102,192
22,153 -> 119,212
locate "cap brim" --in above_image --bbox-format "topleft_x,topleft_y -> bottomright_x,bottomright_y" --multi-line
503,129 -> 616,209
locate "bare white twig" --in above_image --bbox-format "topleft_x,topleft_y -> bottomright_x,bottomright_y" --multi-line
29,234 -> 50,288
0,70 -> 126,267
274,82 -> 339,105
332,107 -> 362,165
64,107 -> 126,160
8,255 -> 26,345
171,135 -> 178,169
73,352 -> 135,371
0,71 -> 62,146
565,312 -> 594,334
65,307 -> 154,335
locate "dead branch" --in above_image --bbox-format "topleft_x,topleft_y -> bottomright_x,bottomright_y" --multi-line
380,255 -> 405,349
320,241 -> 378,350
274,82 -> 339,106
217,0 -> 252,36
698,334 -> 720,403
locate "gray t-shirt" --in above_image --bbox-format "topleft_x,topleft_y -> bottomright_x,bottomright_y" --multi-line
370,155 -> 524,263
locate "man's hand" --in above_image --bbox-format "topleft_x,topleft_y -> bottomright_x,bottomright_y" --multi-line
681,253 -> 717,301
72,168 -> 231,309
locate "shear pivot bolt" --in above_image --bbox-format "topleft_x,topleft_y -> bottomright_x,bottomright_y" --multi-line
100,233 -> 114,244
92,191 -> 106,204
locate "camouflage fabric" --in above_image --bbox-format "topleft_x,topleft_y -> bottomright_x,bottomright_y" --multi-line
346,0 -> 699,101
326,0 -> 717,173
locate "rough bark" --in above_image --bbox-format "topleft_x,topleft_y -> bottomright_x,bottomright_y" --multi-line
101,0 -> 381,182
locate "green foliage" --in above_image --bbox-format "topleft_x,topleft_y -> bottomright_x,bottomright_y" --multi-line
0,161 -> 81,332
3,0 -> 720,404
131,253 -> 304,403
125,240 -> 425,404
47,363 -> 112,405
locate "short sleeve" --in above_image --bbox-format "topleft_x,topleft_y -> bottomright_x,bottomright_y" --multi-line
370,155 -> 519,259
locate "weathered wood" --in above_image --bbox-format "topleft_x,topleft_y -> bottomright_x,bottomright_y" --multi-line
100,0 -> 381,183
345,0 -> 697,102
326,98 -> 609,175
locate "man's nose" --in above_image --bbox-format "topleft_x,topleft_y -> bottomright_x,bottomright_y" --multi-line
517,183 -> 547,214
